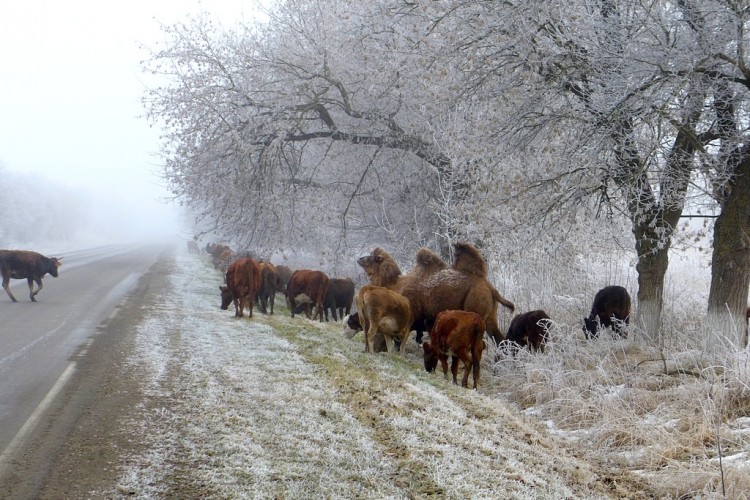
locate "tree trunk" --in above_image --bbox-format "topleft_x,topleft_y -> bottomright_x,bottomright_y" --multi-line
706,154 -> 750,352
632,223 -> 669,339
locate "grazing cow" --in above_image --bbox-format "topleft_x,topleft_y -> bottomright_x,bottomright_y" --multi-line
323,277 -> 355,321
347,285 -> 412,355
187,240 -> 200,254
286,269 -> 329,321
0,250 -> 63,302
423,310 -> 486,389
256,262 -> 284,314
583,285 -> 632,339
505,310 -> 552,353
219,257 -> 261,318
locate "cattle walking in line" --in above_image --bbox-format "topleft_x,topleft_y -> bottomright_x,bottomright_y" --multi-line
0,250 -> 63,302
583,285 -> 632,339
505,310 -> 552,354
345,285 -> 412,355
323,277 -> 355,321
423,310 -> 486,389
285,269 -> 329,322
220,257 -> 261,318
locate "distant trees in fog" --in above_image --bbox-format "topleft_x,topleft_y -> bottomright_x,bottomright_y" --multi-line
0,166 -> 84,246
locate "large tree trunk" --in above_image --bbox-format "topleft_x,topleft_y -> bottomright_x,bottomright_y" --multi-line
633,232 -> 669,340
705,153 -> 750,352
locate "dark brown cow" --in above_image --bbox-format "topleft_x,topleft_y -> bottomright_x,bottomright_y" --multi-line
346,285 -> 412,355
275,265 -> 293,293
257,262 -> 284,314
220,257 -> 261,318
505,310 -> 552,353
423,310 -> 486,389
583,285 -> 632,339
323,277 -> 355,321
285,269 -> 329,322
0,250 -> 62,302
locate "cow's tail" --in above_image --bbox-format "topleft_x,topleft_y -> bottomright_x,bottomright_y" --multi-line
492,287 -> 515,312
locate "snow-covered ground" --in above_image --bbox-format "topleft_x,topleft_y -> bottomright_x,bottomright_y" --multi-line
97,248 -> 749,498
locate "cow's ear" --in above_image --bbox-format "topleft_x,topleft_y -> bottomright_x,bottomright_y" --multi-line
55,258 -> 63,267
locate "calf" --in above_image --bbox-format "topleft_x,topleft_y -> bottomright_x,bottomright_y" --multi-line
286,269 -> 329,321
352,285 -> 412,355
423,310 -> 486,389
583,285 -> 631,339
505,310 -> 551,353
275,265 -> 293,293
220,257 -> 261,318
0,250 -> 62,302
323,277 -> 355,321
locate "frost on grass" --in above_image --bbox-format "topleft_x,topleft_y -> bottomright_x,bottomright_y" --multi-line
101,249 -> 647,499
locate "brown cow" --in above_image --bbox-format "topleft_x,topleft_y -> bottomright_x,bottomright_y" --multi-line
583,286 -> 631,339
423,310 -> 486,389
257,262 -> 284,314
348,285 -> 412,355
286,269 -> 329,322
220,257 -> 261,318
505,310 -> 552,353
323,277 -> 355,321
0,250 -> 62,302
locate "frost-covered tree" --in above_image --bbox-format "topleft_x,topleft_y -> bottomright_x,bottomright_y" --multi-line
437,0 -> 750,346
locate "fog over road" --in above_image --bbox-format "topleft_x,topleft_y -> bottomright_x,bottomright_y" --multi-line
0,243 -> 171,490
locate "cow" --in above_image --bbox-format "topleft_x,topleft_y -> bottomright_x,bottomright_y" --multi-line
285,269 -> 329,322
256,262 -> 284,314
187,240 -> 201,254
275,265 -> 293,293
583,285 -> 632,339
0,250 -> 62,302
423,310 -> 486,389
219,257 -> 261,318
323,277 -> 355,321
505,310 -> 552,353
347,285 -> 412,355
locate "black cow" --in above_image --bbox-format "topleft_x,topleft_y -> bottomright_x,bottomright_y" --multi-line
0,250 -> 63,302
583,286 -> 631,339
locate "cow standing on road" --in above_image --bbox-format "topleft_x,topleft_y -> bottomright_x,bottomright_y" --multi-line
0,250 -> 63,302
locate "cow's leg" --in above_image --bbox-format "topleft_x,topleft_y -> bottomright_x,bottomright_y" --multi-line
384,334 -> 394,354
234,298 -> 243,317
439,354 -> 450,380
2,275 -> 18,302
451,355 -> 461,385
458,352 -> 473,388
28,277 -> 39,302
269,294 -> 274,315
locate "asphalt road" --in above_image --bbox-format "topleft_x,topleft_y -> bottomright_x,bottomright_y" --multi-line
0,243 -> 172,494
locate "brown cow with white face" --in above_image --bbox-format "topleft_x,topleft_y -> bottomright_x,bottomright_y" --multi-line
345,285 -> 412,355
285,269 -> 329,322
220,257 -> 261,318
0,250 -> 62,302
423,310 -> 486,389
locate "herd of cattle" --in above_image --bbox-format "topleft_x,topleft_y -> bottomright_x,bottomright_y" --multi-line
200,240 -> 635,390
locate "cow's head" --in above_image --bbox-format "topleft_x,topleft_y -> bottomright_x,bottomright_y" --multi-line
422,341 -> 438,373
48,257 -> 62,277
219,285 -> 233,310
582,317 -> 599,339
